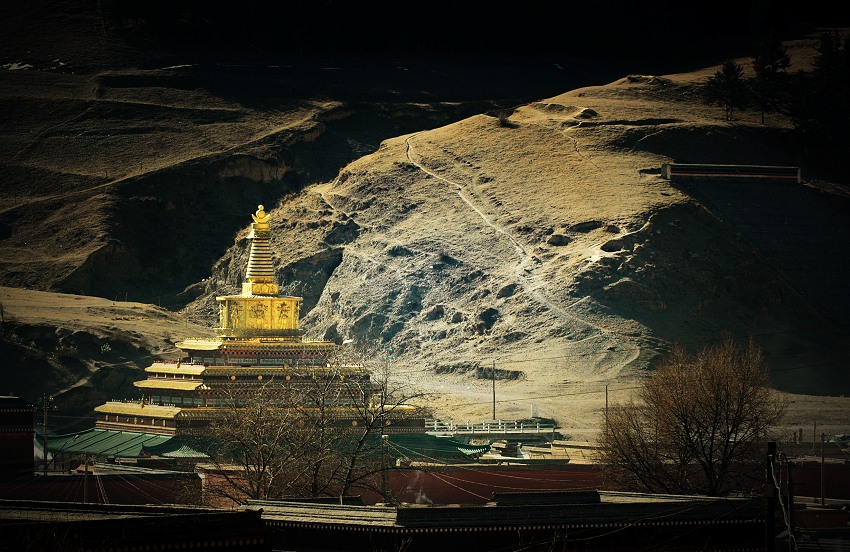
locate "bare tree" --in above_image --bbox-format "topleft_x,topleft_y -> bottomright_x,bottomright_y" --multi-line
599,336 -> 786,496
200,348 -> 433,504
335,350 -> 433,499
202,381 -> 314,503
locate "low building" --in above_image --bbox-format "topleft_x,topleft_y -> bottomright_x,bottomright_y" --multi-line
0,465 -> 202,505
0,396 -> 35,476
250,490 -> 766,551
0,499 -> 270,552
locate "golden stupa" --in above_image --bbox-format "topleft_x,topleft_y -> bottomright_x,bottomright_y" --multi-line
93,206 -> 424,436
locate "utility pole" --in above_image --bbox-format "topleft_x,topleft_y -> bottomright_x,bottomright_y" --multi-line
821,432 -> 826,506
605,384 -> 609,426
786,454 -> 795,549
813,422 -> 817,454
380,408 -> 389,500
380,435 -> 388,498
491,360 -> 496,421
42,394 -> 51,476
766,441 -> 777,551
83,453 -> 89,504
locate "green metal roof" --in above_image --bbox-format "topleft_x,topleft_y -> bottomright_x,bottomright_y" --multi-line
141,435 -> 215,459
49,430 -> 486,462
384,434 -> 490,460
50,429 -> 173,458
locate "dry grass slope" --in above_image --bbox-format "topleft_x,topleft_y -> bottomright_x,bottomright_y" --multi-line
2,25 -> 849,439
187,37 -> 850,435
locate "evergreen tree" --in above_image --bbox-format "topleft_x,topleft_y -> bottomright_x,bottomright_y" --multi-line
704,59 -> 749,121
789,31 -> 850,176
752,33 -> 790,124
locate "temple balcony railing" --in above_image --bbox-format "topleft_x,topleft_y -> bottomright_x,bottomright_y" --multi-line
425,419 -> 557,435
215,328 -> 305,338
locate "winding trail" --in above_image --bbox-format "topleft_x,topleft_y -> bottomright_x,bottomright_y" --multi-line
404,132 -> 616,340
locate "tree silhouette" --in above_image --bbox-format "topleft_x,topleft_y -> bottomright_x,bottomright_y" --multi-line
598,336 -> 786,496
789,31 -> 850,176
752,33 -> 790,124
199,350 -> 432,504
704,59 -> 749,121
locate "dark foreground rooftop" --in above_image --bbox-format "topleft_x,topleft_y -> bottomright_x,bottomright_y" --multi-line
0,500 -> 270,551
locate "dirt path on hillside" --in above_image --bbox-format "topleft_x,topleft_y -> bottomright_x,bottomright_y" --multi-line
406,134 -> 593,328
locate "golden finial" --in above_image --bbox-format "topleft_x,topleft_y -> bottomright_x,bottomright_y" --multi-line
252,204 -> 271,224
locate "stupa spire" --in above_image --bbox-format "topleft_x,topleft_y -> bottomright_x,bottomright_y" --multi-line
242,205 -> 279,296
214,205 -> 301,337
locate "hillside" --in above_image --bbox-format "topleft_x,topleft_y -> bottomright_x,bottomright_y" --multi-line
183,36 -> 850,433
0,286 -> 209,425
2,4 -> 850,438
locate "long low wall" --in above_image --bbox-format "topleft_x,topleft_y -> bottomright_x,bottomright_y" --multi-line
788,461 -> 850,502
0,472 -> 201,504
662,163 -> 801,182
357,464 -> 603,505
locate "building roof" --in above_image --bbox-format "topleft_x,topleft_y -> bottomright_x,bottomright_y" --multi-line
50,429 -> 174,458
176,339 -> 223,351
145,363 -> 206,376
47,429 -> 215,459
199,365 -> 369,377
216,294 -> 301,300
48,429 -> 215,459
0,500 -> 268,551
49,430 -> 484,461
134,380 -> 205,391
176,339 -> 340,352
200,366 -> 301,377
0,396 -> 35,410
249,491 -> 764,530
94,402 -> 182,418
384,434 -> 490,460
141,435 -> 214,458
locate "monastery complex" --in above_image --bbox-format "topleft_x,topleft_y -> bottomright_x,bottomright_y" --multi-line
93,205 -> 426,437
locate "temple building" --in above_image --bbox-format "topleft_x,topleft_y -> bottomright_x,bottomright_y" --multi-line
92,205 -> 426,437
